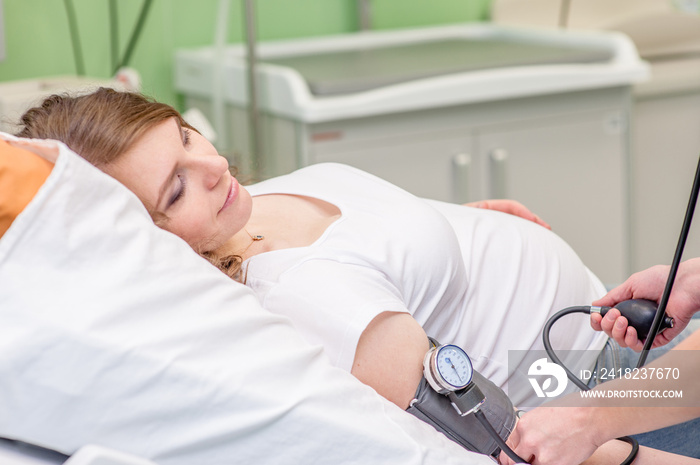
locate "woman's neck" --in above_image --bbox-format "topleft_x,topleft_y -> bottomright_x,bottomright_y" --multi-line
217,194 -> 341,260
215,223 -> 268,261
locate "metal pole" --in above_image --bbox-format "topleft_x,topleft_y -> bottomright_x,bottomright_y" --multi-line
213,0 -> 231,152
243,0 -> 263,177
357,0 -> 372,31
559,0 -> 572,28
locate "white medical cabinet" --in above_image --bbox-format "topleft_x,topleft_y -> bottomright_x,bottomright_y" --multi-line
174,24 -> 648,284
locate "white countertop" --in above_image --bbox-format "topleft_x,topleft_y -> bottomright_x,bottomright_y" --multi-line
174,23 -> 649,122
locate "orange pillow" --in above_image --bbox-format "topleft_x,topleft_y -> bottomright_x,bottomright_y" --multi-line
0,139 -> 54,238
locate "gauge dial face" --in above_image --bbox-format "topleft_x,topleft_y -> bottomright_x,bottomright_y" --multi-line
435,345 -> 473,390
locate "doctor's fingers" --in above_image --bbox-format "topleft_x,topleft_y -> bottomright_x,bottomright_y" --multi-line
499,414 -> 597,465
499,428 -> 534,465
498,425 -> 518,464
593,310 -> 644,351
592,310 -> 641,349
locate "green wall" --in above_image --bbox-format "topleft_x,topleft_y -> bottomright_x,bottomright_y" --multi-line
0,0 -> 491,107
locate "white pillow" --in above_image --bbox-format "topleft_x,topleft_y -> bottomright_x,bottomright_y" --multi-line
0,135 -> 493,465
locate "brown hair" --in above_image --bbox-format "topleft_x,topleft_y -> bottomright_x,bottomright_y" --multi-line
17,87 -> 188,168
16,87 -> 243,280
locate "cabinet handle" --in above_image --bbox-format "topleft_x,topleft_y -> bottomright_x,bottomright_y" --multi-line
451,153 -> 472,204
489,148 -> 509,198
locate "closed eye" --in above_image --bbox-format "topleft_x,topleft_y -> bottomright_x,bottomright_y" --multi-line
168,174 -> 186,207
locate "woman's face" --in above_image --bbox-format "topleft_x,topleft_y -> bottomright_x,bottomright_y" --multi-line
105,118 -> 252,253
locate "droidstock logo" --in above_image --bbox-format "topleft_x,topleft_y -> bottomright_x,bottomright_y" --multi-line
528,358 -> 568,398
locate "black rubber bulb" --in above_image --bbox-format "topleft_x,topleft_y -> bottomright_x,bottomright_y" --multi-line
599,299 -> 674,341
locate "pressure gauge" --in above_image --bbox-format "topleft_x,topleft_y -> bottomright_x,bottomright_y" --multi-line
423,344 -> 474,394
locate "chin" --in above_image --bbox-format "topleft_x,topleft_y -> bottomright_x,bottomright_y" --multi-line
231,190 -> 254,225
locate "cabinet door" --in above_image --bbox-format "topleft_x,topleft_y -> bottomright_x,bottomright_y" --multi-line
632,93 -> 700,273
478,112 -> 629,285
312,134 -> 476,203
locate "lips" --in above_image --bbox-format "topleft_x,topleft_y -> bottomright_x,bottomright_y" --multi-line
219,174 -> 239,213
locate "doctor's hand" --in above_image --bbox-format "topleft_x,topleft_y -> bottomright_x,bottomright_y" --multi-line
499,406 -> 600,465
591,258 -> 700,351
464,199 -> 551,230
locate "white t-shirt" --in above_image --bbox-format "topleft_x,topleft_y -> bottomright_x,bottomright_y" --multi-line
245,163 -> 607,406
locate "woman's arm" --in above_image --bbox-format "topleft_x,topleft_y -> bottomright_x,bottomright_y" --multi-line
354,313 -> 700,465
351,311 -> 430,409
582,441 -> 700,465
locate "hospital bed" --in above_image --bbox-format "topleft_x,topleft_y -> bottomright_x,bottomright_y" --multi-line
0,135 -> 494,465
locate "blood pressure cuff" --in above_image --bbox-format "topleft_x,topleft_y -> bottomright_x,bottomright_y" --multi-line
406,365 -> 516,457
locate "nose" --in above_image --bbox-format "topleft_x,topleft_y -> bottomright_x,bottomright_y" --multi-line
199,154 -> 230,190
